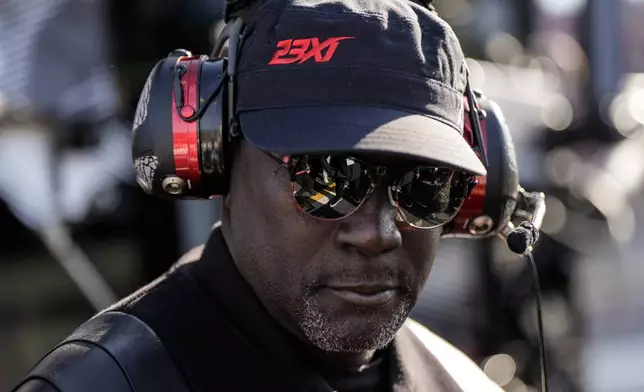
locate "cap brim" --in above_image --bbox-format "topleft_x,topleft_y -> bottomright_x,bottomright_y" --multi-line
238,105 -> 486,176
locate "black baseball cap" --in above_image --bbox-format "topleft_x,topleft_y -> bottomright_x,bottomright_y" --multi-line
235,0 -> 487,176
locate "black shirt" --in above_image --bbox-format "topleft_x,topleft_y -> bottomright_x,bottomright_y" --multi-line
15,224 -> 501,391
315,347 -> 390,392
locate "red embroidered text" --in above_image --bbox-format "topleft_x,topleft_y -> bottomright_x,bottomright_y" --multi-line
268,37 -> 354,65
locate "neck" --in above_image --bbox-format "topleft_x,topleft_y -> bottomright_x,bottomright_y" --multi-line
308,348 -> 378,369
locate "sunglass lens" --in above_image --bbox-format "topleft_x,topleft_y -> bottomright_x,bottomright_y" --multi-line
394,168 -> 470,228
292,156 -> 372,219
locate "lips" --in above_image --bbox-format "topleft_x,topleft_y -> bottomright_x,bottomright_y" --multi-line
327,283 -> 397,294
323,283 -> 399,307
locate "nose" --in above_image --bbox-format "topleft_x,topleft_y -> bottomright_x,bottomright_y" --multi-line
335,189 -> 402,257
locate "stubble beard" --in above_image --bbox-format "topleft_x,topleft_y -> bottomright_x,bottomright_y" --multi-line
296,289 -> 415,353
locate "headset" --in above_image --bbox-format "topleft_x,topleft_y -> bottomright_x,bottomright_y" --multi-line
131,32 -> 542,241
130,0 -> 549,242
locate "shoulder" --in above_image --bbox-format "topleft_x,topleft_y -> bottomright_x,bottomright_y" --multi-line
401,319 -> 503,392
12,312 -> 189,392
12,318 -> 133,392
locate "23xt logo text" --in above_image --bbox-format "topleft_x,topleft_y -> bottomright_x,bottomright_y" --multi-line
268,37 -> 354,65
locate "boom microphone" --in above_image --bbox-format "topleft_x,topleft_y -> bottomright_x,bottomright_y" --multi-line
506,192 -> 546,255
503,192 -> 550,392
507,221 -> 539,254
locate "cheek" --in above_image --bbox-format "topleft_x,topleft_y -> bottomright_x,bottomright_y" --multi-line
402,229 -> 440,287
261,173 -> 322,243
236,170 -> 333,290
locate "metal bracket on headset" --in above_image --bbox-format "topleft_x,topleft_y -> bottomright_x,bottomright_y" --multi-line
224,18 -> 246,140
498,187 -> 546,240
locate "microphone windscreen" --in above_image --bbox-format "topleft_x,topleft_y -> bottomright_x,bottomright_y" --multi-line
506,227 -> 533,254
519,221 -> 540,243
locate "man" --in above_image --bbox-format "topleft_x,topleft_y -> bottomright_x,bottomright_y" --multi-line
13,0 -> 503,390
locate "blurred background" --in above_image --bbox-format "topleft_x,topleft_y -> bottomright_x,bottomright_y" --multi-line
0,0 -> 643,391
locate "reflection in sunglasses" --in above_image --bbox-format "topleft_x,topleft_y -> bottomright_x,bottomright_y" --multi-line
267,152 -> 475,227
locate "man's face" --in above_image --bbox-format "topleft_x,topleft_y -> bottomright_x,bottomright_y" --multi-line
224,142 -> 441,353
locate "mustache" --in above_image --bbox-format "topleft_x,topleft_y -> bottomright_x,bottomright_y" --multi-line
311,266 -> 412,288
304,247 -> 416,292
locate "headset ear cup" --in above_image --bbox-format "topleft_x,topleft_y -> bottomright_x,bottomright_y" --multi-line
480,98 -> 519,234
131,54 -> 229,200
443,93 -> 519,238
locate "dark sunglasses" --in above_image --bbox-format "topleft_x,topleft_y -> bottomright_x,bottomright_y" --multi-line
264,152 -> 476,229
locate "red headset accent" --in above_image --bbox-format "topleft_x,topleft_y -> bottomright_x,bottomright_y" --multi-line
171,56 -> 202,190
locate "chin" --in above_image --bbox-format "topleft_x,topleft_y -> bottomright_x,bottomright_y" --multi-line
315,323 -> 399,353
297,294 -> 412,353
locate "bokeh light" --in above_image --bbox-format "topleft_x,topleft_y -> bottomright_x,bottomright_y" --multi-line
482,353 -> 517,387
